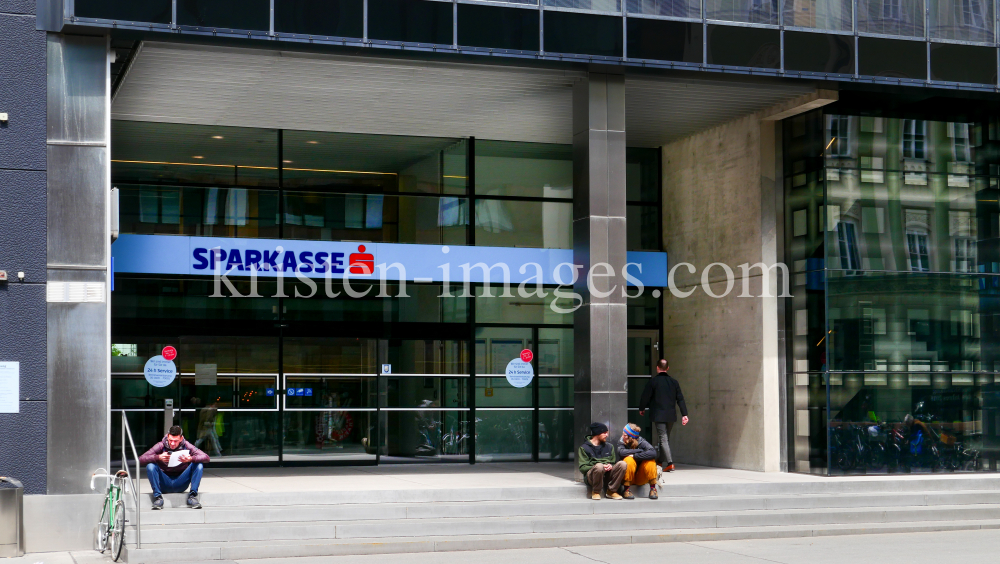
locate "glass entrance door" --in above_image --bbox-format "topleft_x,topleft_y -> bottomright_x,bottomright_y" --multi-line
627,329 -> 660,440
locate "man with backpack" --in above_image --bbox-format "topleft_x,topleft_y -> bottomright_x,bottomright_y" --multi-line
639,359 -> 689,472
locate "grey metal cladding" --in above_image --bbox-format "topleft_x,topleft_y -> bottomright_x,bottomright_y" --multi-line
0,401 -> 47,494
47,34 -> 108,144
0,170 -> 46,281
0,14 -> 47,171
0,284 -> 47,400
46,302 -> 107,494
46,145 -> 106,267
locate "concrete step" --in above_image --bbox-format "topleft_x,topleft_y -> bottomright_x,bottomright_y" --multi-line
135,490 -> 1000,526
134,474 -> 1000,508
122,518 -> 1000,563
126,503 -> 1000,544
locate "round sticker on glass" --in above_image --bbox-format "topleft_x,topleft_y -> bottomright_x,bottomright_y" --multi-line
144,355 -> 177,388
505,358 -> 534,389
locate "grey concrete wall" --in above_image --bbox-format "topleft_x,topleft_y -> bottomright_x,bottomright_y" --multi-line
0,0 -> 48,494
660,112 -> 780,472
23,493 -> 99,552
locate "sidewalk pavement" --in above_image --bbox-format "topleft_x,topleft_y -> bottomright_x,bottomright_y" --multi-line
12,529 -> 1000,564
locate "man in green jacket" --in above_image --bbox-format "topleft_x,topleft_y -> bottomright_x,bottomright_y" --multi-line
578,422 -> 625,500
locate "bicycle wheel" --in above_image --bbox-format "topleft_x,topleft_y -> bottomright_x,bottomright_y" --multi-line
96,497 -> 111,553
111,499 -> 126,562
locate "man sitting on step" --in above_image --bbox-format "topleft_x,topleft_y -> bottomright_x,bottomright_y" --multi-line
140,425 -> 211,510
578,422 -> 625,500
616,423 -> 659,500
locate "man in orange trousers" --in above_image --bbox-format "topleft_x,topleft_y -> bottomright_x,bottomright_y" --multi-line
616,423 -> 659,499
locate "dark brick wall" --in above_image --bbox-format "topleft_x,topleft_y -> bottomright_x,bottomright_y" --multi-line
0,1 -> 47,495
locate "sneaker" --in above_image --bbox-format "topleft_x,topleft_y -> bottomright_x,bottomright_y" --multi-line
664,463 -> 675,472
151,495 -> 164,510
649,486 -> 659,500
591,492 -> 601,500
606,490 -> 623,500
622,487 -> 635,500
187,492 -> 202,509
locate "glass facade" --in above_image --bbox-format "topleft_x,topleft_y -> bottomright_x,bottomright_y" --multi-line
785,110 -> 1000,474
110,121 -> 662,465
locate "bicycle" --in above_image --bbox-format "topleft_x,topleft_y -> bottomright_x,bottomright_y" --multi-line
91,468 -> 132,562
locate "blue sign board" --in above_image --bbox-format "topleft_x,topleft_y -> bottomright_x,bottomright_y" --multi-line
266,388 -> 275,397
112,235 -> 668,287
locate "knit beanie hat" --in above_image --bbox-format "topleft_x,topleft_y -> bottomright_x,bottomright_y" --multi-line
623,424 -> 640,439
589,422 -> 609,436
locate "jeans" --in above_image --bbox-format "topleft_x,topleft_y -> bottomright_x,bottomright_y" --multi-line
146,463 -> 203,497
655,422 -> 675,465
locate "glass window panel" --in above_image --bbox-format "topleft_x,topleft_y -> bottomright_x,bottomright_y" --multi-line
283,410 -> 377,461
784,31 -> 855,74
475,199 -> 571,249
475,287 -> 575,325
118,185 -> 280,238
477,378 -> 532,407
858,37 -> 927,79
626,19 -> 703,62
706,25 -> 781,68
380,410 -> 470,460
282,130 -> 466,195
367,0 -> 453,44
475,327 -> 532,375
542,11 -> 624,56
386,339 -> 469,375
283,337 -> 377,373
283,282 -> 468,324
929,0 -> 995,42
111,375 -> 179,409
176,410 -> 280,460
76,0 -> 172,23
857,0 -> 925,37
274,0 -> 364,38
382,376 -> 468,408
539,378 -> 573,407
180,376 -> 237,409
284,376 -> 377,408
539,328 -> 574,374
457,4 -> 540,50
475,410 -> 533,461
539,410 -> 575,460
783,0 -> 852,30
931,44 -> 998,84
626,147 -> 660,203
706,0 -> 778,24
177,0 -> 271,30
627,338 -> 655,375
475,141 -> 572,199
627,204 -> 660,251
112,121 -> 278,187
627,293 -> 661,326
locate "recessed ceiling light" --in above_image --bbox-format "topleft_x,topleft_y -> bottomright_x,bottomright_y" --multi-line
192,156 -> 204,159
306,141 -> 319,144
211,135 -> 224,139
283,160 -> 293,164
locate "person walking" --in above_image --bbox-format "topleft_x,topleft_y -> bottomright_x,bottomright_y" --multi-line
638,359 -> 689,472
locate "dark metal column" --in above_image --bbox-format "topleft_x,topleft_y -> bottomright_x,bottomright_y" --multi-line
572,72 -> 628,455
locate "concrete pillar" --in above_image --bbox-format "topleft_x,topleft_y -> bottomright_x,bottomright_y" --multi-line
46,34 -> 111,494
572,72 -> 628,454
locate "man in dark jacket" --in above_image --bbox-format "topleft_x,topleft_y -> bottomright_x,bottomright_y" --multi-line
639,359 -> 689,472
577,422 -> 625,500
616,423 -> 659,499
140,425 -> 211,510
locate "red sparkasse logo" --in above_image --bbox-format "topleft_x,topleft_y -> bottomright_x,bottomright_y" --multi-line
349,245 -> 374,275
162,346 -> 177,361
520,349 -> 533,363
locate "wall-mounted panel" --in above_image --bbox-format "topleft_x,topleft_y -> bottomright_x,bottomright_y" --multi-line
368,0 -> 453,44
706,24 -> 780,68
75,0 -> 171,23
177,0 -> 270,30
784,31 -> 854,74
544,11 -> 623,57
626,18 -> 702,63
857,36 -> 926,79
930,43 -> 997,84
457,3 -> 539,51
275,0 -> 364,38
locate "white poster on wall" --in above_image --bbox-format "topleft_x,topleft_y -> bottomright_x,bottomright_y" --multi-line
195,363 -> 218,386
0,362 -> 19,413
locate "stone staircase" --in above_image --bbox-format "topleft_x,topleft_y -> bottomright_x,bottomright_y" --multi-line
123,476 -> 1000,562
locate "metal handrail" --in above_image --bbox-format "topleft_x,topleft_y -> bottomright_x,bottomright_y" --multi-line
120,412 -> 141,548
